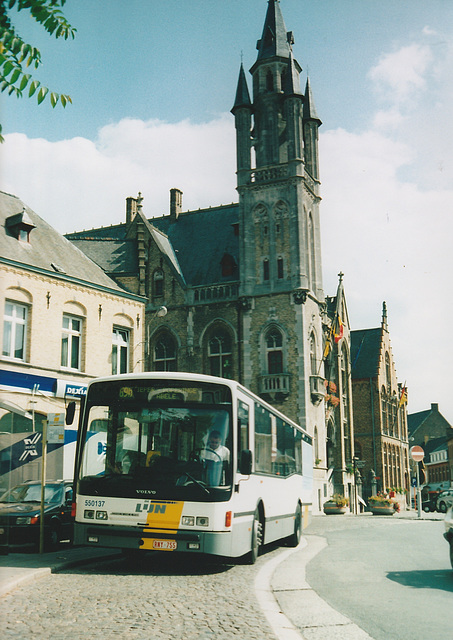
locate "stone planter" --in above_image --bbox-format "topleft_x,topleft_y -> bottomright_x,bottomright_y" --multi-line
369,503 -> 395,516
323,502 -> 347,515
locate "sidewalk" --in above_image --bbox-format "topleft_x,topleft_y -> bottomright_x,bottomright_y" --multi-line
0,545 -> 120,597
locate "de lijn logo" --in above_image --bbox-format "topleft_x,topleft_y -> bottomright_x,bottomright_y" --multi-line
19,432 -> 42,461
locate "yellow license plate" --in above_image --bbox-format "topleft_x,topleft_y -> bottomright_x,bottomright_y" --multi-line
152,539 -> 177,551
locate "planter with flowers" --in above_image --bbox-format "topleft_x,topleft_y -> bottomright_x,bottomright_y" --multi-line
368,493 -> 400,516
323,494 -> 349,515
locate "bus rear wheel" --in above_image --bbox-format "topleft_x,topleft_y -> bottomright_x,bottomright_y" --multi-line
246,509 -> 263,564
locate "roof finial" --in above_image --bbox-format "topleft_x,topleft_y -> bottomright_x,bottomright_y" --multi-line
382,301 -> 388,331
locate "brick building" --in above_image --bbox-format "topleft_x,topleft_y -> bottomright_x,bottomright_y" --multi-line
350,303 -> 410,503
0,191 -> 145,491
67,1 -> 356,513
408,403 -> 452,491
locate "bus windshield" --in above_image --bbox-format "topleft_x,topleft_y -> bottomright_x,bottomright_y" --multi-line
78,379 -> 233,501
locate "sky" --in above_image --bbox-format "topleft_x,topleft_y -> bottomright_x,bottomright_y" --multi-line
2,0 -> 453,425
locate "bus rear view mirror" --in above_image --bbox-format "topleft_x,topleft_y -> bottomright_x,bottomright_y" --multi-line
239,449 -> 252,475
66,401 -> 76,425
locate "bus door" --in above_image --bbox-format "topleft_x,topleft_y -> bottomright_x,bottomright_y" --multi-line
236,394 -> 252,485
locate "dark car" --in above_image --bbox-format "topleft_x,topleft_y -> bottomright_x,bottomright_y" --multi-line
436,489 -> 453,514
0,480 -> 73,553
422,494 -> 439,513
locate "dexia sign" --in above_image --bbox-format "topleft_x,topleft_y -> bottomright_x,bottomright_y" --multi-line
55,380 -> 87,398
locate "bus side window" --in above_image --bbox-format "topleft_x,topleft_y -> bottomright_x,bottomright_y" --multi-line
237,400 -> 249,470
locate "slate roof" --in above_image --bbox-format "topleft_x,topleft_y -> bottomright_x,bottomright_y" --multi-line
0,191 -> 139,297
67,204 -> 240,288
350,328 -> 382,379
407,409 -> 432,436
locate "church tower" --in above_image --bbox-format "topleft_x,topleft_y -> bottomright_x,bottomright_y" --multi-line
232,1 -> 327,507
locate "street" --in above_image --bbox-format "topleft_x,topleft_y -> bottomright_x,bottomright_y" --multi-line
1,513 -> 452,639
305,514 -> 453,640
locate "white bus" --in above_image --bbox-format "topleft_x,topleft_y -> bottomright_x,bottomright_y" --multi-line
72,373 -> 313,563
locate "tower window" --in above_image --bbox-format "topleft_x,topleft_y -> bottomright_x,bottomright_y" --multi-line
263,259 -> 270,282
154,333 -> 177,371
266,70 -> 273,92
153,270 -> 164,297
266,329 -> 283,374
208,332 -> 232,378
277,257 -> 284,279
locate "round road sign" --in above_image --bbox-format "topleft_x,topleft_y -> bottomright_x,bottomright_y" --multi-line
410,445 -> 424,462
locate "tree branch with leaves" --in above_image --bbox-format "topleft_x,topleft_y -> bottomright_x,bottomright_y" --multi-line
0,0 -> 75,141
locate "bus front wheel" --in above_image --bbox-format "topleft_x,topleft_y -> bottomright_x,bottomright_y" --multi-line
286,504 -> 302,547
247,509 -> 263,564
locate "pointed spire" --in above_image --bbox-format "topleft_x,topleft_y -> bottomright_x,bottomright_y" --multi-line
284,51 -> 302,95
231,63 -> 251,113
256,0 -> 292,61
381,301 -> 388,331
303,77 -> 322,124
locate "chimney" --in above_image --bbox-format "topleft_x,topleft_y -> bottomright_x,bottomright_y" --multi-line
126,196 -> 137,225
170,188 -> 183,221
431,403 -> 439,413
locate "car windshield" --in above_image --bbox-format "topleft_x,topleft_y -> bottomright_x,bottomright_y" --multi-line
0,483 -> 63,504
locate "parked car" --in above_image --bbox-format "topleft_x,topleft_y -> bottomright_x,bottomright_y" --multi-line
0,480 -> 73,553
444,506 -> 453,570
422,494 -> 439,513
436,489 -> 453,513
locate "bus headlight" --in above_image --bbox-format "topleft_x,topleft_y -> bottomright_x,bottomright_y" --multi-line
84,510 -> 95,519
196,516 -> 209,527
182,516 -> 195,526
96,510 -> 108,520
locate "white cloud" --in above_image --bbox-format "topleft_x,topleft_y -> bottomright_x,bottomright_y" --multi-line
1,115 -> 237,233
368,43 -> 433,104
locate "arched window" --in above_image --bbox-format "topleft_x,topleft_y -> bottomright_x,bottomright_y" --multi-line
266,69 -> 273,92
263,259 -> 270,282
266,328 -> 283,374
154,333 -> 177,371
208,331 -> 232,378
277,257 -> 284,279
308,213 -> 316,291
309,333 -> 317,375
153,270 -> 164,298
385,351 -> 391,393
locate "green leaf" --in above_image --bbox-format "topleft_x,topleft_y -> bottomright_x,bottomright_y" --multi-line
28,79 -> 39,97
37,86 -> 48,104
9,67 -> 21,85
19,73 -> 30,91
50,91 -> 58,107
60,93 -> 67,108
2,61 -> 14,77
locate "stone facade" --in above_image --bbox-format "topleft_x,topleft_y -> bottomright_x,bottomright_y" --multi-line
65,1 -> 356,514
351,303 -> 410,503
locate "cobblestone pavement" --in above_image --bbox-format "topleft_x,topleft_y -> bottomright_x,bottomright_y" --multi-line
1,548 -> 282,639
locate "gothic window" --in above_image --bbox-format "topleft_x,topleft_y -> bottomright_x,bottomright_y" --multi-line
266,328 -> 283,374
263,259 -> 270,282
154,333 -> 177,371
266,69 -> 273,92
309,333 -> 317,375
385,351 -> 391,393
221,253 -> 236,278
153,269 -> 164,298
277,257 -> 284,279
381,386 -> 388,434
208,330 -> 232,379
308,213 -> 316,290
341,345 -> 351,462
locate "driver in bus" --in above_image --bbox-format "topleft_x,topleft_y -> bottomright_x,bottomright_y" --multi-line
201,430 -> 230,462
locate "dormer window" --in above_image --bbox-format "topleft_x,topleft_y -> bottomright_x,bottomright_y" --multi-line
5,209 -> 35,243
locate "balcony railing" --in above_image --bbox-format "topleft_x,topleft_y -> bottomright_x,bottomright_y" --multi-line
259,374 -> 290,395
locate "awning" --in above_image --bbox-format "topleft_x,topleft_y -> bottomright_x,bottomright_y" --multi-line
0,400 -> 33,419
